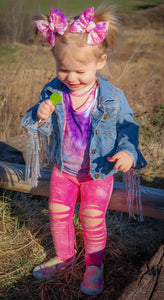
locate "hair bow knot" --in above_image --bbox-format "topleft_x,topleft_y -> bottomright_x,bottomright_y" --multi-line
35,8 -> 68,47
70,7 -> 109,45
86,21 -> 96,32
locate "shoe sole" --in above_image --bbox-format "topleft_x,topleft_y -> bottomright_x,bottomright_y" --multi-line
80,282 -> 104,296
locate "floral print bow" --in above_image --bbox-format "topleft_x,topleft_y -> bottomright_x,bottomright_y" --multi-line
70,7 -> 109,45
35,8 -> 68,47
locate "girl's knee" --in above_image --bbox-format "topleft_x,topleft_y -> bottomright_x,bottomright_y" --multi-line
79,207 -> 104,227
49,200 -> 70,219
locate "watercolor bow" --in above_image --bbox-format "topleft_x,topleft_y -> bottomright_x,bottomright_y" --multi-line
35,8 -> 68,47
70,7 -> 109,45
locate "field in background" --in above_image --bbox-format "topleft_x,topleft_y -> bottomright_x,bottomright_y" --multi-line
0,3 -> 164,300
0,0 -> 164,14
0,5 -> 164,188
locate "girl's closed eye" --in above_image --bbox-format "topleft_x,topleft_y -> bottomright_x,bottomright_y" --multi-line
77,71 -> 85,74
59,69 -> 84,74
59,69 -> 68,73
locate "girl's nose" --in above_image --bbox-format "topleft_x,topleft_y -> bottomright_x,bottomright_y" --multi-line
67,72 -> 76,82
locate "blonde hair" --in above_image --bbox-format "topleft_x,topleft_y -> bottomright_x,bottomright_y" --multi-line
93,6 -> 119,52
35,6 -> 119,59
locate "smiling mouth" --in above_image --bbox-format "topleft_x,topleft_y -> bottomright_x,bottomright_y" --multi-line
68,83 -> 82,90
68,83 -> 80,87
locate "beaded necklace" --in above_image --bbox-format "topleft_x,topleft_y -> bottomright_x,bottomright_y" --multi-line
70,81 -> 96,97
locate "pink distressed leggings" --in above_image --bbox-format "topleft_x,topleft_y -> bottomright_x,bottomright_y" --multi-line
49,166 -> 114,267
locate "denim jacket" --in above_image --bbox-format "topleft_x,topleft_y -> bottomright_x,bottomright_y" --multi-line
22,75 -> 147,180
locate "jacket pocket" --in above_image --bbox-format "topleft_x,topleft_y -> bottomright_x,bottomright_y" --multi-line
96,109 -> 117,136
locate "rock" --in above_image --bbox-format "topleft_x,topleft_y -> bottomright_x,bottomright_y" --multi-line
0,135 -> 26,164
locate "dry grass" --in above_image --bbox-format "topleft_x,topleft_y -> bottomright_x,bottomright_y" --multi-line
0,191 -> 163,299
108,27 -> 164,117
0,7 -> 164,138
0,44 -> 55,139
0,20 -> 163,187
0,7 -> 164,299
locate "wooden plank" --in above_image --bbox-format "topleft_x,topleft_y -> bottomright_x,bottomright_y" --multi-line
151,256 -> 164,300
118,245 -> 164,300
0,161 -> 164,219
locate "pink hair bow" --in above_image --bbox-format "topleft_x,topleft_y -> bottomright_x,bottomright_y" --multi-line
70,7 -> 109,45
35,8 -> 68,47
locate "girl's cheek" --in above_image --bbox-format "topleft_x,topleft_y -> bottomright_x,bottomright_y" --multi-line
80,74 -> 88,82
57,73 -> 65,82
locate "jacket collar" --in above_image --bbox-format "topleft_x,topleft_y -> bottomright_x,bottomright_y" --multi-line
97,75 -> 119,103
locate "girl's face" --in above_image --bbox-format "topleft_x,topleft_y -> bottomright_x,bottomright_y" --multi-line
54,43 -> 106,93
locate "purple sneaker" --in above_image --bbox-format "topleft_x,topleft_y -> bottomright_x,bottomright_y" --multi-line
80,264 -> 104,296
33,255 -> 75,280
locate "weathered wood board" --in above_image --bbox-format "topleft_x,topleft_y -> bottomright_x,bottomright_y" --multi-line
119,245 -> 164,300
0,161 -> 163,219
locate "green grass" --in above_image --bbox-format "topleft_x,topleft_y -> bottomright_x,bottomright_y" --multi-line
0,45 -> 19,63
0,0 -> 163,14
0,45 -> 32,66
135,105 -> 164,187
151,104 -> 164,127
137,104 -> 164,144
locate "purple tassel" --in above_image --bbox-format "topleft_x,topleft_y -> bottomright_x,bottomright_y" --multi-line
124,169 -> 143,222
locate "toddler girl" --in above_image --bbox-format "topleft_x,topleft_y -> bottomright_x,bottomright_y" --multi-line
22,7 -> 147,296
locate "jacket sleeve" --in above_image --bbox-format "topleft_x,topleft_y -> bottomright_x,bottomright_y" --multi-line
116,91 -> 147,169
21,84 -> 53,136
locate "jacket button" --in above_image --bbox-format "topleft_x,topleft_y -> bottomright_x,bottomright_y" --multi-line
104,113 -> 108,120
95,174 -> 100,179
24,117 -> 30,125
92,149 -> 96,154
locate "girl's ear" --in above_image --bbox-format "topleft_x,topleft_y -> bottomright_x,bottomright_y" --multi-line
97,54 -> 107,70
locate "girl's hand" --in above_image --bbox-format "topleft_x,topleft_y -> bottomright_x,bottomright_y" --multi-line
108,151 -> 134,173
37,100 -> 55,122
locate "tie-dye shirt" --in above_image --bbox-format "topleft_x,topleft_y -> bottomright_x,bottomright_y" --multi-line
62,84 -> 98,176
